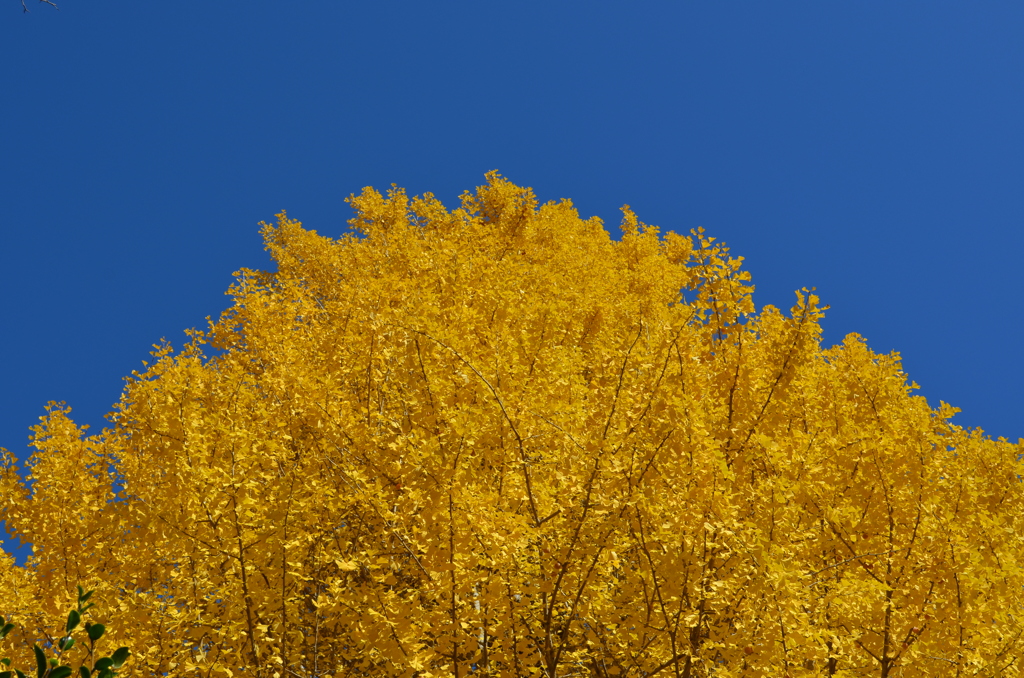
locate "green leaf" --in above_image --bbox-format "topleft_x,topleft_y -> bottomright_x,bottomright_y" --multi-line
0,670 -> 11,678
78,667 -> 90,678
15,670 -> 26,678
1,658 -> 9,667
0,623 -> 13,639
33,646 -> 45,678
86,624 -> 105,642
92,659 -> 112,673
110,647 -> 130,669
49,668 -> 72,678
66,610 -> 81,634
58,636 -> 75,652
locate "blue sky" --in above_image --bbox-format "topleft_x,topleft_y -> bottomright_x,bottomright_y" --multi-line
2,2 -> 1022,558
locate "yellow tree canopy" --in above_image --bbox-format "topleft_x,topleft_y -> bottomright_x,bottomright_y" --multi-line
1,173 -> 1022,678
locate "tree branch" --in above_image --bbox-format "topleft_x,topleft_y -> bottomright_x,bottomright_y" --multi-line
22,0 -> 59,13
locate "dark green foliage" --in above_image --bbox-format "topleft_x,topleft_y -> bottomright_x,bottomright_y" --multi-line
0,586 -> 129,678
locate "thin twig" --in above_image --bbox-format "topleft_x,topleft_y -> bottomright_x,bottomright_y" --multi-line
805,549 -> 896,587
23,0 -> 59,13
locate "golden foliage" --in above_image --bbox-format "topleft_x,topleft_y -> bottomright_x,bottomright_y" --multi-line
1,173 -> 1022,677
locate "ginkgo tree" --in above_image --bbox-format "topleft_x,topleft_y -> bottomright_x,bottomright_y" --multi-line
1,172 -> 1021,678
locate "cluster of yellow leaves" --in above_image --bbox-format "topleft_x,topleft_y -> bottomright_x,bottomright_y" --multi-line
1,172 -> 1022,678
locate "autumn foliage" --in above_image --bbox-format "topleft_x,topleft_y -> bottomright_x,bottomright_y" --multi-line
1,173 -> 1022,677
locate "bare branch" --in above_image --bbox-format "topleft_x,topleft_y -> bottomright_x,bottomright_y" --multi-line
23,0 -> 59,13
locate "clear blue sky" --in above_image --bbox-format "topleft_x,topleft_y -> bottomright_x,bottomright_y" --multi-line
3,2 -> 1022,558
